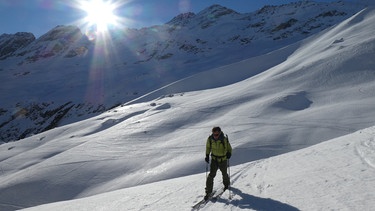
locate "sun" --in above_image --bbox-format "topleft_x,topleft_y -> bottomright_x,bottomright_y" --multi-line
80,0 -> 119,32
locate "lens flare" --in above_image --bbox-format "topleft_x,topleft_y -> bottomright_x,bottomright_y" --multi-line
69,0 -> 132,40
81,0 -> 117,32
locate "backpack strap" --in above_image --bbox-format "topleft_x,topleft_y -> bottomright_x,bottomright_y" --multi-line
208,134 -> 213,154
223,134 -> 229,151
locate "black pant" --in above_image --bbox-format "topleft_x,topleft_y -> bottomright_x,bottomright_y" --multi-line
206,159 -> 229,194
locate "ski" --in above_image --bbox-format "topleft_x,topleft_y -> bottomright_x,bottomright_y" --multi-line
191,198 -> 208,210
192,187 -> 232,210
211,188 -> 227,201
191,191 -> 216,210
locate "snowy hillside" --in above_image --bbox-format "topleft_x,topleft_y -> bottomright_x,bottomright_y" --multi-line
0,1 -> 366,143
0,5 -> 375,211
21,126 -> 375,211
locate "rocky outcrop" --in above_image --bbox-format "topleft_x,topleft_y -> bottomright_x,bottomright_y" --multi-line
0,32 -> 35,60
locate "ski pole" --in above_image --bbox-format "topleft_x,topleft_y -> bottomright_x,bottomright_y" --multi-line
206,161 -> 208,179
228,159 -> 232,199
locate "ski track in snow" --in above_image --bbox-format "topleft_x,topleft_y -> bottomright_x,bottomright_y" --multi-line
356,135 -> 375,169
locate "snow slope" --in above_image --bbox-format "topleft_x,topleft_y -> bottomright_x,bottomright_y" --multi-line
0,5 -> 375,211
21,126 -> 375,211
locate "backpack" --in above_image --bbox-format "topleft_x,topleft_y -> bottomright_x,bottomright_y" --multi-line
209,134 -> 229,151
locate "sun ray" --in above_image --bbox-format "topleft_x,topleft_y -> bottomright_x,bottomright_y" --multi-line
82,0 -> 117,32
64,0 -> 138,41
72,0 -> 130,37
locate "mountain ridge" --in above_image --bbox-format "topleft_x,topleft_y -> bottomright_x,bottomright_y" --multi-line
0,1 -> 366,143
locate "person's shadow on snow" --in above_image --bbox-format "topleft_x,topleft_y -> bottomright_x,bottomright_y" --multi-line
220,187 -> 300,211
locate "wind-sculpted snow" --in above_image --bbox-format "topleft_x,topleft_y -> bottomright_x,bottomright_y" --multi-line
270,91 -> 312,111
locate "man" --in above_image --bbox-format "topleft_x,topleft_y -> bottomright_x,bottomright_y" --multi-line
204,126 -> 232,200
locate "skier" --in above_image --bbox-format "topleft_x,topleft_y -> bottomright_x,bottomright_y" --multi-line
204,126 -> 232,200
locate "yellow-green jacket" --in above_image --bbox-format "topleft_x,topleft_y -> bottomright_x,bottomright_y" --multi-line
206,132 -> 232,162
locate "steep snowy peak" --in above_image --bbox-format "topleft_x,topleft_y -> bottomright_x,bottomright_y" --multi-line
162,1 -> 356,55
37,25 -> 83,43
15,25 -> 90,63
197,4 -> 239,18
246,1 -> 363,39
255,0 -> 347,15
0,32 -> 35,60
194,4 -> 241,29
164,1 -> 363,42
165,4 -> 241,30
166,12 -> 196,26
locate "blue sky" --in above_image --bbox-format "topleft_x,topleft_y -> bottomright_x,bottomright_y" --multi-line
0,0 -> 337,38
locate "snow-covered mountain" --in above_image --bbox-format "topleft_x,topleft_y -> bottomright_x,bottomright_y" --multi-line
0,1 -> 366,143
0,3 -> 375,210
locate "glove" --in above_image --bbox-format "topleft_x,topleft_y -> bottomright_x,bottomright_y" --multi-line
205,155 -> 209,163
226,152 -> 231,159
